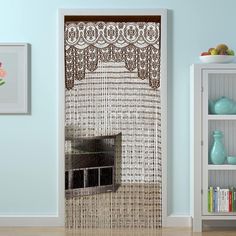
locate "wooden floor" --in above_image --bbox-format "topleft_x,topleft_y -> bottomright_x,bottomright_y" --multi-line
1,228 -> 236,236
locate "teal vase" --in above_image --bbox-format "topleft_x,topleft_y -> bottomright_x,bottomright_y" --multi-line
210,130 -> 226,165
209,96 -> 236,114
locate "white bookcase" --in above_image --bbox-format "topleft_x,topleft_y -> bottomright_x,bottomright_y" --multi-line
190,64 -> 236,232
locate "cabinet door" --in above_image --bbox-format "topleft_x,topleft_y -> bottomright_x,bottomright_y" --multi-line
202,69 -> 236,215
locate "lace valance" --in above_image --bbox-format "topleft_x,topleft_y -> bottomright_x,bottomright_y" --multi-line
65,21 -> 161,90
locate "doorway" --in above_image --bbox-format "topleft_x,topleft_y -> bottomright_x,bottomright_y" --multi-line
59,9 -> 167,228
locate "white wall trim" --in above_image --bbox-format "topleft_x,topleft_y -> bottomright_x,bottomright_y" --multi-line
0,215 -> 192,228
0,215 -> 63,227
57,8 -> 66,228
163,215 -> 192,228
159,8 -> 169,227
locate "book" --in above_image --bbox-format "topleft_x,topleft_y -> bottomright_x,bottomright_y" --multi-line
230,187 -> 235,212
208,188 -> 210,212
214,188 -> 218,212
233,188 -> 236,212
215,187 -> 220,212
229,190 -> 232,212
209,187 -> 214,212
221,189 -> 229,212
220,189 -> 225,212
225,189 -> 229,212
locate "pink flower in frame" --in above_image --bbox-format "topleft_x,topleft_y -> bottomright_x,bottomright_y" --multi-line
0,62 -> 7,86
0,68 -> 6,78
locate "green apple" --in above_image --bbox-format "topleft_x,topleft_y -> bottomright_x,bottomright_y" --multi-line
208,48 -> 215,54
227,49 -> 235,56
211,49 -> 219,55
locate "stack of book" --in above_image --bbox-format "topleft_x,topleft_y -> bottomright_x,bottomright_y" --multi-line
208,187 -> 236,213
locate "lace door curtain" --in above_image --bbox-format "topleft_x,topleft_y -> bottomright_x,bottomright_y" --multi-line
65,20 -> 162,228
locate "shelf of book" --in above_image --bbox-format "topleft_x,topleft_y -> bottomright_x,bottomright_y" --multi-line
208,165 -> 236,170
207,186 -> 236,215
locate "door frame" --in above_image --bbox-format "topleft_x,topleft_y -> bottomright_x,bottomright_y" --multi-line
58,8 -> 168,226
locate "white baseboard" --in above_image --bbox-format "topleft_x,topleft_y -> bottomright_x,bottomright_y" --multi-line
0,215 -> 64,227
0,214 -> 192,228
163,215 -> 192,227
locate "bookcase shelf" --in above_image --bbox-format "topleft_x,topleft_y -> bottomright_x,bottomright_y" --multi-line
208,165 -> 236,170
191,64 -> 236,232
208,115 -> 236,120
204,212 -> 236,216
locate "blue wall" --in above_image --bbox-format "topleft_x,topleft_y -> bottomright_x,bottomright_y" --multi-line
0,0 -> 236,216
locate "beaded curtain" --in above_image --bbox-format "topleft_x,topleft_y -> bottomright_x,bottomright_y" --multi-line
65,21 -> 162,228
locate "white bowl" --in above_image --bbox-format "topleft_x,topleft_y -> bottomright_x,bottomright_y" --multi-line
199,55 -> 236,64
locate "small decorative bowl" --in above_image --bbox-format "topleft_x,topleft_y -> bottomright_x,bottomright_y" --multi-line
227,156 -> 236,165
199,55 -> 236,64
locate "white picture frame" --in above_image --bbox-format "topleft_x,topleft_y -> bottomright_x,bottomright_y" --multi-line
0,43 -> 29,114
